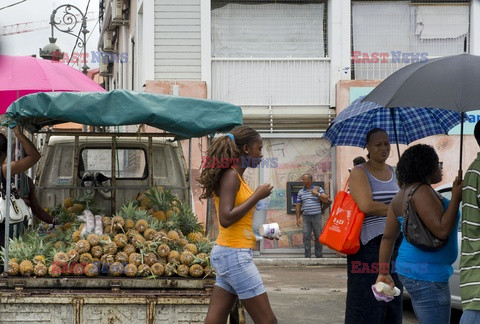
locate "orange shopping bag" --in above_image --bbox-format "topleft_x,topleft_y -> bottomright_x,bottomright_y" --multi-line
319,180 -> 365,255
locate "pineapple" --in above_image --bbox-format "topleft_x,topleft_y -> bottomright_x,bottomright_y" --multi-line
86,234 -> 100,247
150,263 -> 164,276
111,215 -> 125,232
54,241 -> 67,250
79,253 -> 93,264
53,251 -> 69,264
75,240 -> 91,254
48,263 -> 62,277
104,242 -> 118,255
19,260 -> 34,276
99,234 -> 111,245
7,260 -> 20,276
164,263 -> 175,277
33,254 -> 46,264
102,216 -> 112,228
180,251 -> 194,266
113,234 -> 128,248
153,210 -> 166,221
131,234 -> 145,248
90,245 -> 104,259
109,262 -> 124,276
123,244 -> 136,256
137,264 -> 151,277
184,243 -> 198,255
66,249 -> 80,263
72,203 -> 84,213
187,232 -> 203,244
125,219 -> 135,231
204,265 -> 215,277
101,254 -> 115,268
34,263 -> 48,277
167,230 -> 180,243
128,253 -> 142,267
176,264 -> 189,277
143,228 -> 157,241
124,264 -> 138,277
189,264 -> 204,278
71,263 -> 84,276
72,230 -> 82,242
143,252 -> 158,266
115,252 -> 129,265
126,229 -> 140,242
135,219 -> 148,233
63,197 -> 74,209
84,263 -> 99,277
167,250 -> 180,264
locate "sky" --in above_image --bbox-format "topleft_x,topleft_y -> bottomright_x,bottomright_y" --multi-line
0,0 -> 100,69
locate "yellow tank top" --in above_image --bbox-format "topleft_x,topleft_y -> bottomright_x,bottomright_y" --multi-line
214,172 -> 256,249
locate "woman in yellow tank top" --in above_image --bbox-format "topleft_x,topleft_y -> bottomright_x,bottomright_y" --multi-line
198,126 -> 277,324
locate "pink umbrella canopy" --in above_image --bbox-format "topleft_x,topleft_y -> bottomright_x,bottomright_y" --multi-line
0,55 -> 105,114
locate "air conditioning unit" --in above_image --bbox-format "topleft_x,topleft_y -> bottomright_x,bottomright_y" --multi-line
103,31 -> 114,52
99,62 -> 111,76
111,0 -> 123,22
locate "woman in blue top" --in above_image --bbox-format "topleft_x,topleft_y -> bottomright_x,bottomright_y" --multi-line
376,144 -> 462,323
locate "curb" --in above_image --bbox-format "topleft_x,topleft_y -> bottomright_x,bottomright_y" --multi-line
253,257 -> 347,267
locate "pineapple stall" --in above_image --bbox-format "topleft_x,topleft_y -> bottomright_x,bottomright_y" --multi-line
0,90 -> 243,323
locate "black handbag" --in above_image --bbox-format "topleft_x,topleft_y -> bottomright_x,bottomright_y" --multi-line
402,183 -> 447,251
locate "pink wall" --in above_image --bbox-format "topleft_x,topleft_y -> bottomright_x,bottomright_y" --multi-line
144,81 -> 209,229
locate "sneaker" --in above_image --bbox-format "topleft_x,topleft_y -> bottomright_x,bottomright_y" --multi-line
94,172 -> 111,199
81,172 -> 95,196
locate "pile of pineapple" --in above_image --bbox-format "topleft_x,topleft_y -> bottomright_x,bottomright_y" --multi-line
1,186 -> 215,279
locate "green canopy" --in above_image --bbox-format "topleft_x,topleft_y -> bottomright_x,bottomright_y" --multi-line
5,90 -> 243,138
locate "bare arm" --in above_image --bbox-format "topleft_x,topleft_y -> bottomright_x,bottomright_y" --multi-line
2,127 -> 41,176
412,177 -> 462,240
349,167 -> 389,216
296,203 -> 302,227
217,169 -> 272,228
376,198 -> 401,288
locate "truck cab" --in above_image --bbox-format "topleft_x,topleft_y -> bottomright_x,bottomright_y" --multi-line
35,133 -> 190,216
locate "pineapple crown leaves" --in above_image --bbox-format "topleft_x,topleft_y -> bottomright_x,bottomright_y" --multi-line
145,187 -> 177,212
73,194 -> 103,215
117,201 -> 141,220
176,202 -> 203,235
0,231 -> 53,262
195,239 -> 214,254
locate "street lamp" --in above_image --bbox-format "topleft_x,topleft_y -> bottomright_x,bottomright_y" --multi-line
39,4 -> 90,74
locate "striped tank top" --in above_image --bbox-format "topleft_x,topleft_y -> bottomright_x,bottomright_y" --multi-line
359,164 -> 399,244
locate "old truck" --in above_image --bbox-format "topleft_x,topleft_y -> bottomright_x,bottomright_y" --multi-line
0,90 -> 243,323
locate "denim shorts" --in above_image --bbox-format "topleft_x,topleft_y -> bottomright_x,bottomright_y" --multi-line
210,244 -> 266,299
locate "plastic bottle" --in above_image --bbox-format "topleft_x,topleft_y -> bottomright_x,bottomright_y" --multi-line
375,282 -> 401,296
252,197 -> 271,241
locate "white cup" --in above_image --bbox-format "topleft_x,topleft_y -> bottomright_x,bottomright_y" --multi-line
259,223 -> 280,239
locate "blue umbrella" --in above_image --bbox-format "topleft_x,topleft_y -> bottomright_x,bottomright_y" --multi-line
323,97 -> 463,157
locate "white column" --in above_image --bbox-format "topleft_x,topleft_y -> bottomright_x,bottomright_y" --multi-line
143,0 -> 155,82
328,0 -> 351,107
471,0 -> 480,55
201,0 -> 212,98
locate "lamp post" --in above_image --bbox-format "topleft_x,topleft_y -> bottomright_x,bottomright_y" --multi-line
39,4 -> 90,74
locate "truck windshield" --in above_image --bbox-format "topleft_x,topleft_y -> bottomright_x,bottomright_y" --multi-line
80,148 -> 147,179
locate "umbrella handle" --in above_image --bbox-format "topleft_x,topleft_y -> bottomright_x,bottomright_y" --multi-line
458,169 -> 463,180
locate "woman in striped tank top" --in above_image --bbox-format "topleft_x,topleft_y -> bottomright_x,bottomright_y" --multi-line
345,128 -> 402,324
198,126 -> 277,324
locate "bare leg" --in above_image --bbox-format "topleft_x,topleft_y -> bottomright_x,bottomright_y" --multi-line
205,286 -> 238,324
241,292 -> 277,324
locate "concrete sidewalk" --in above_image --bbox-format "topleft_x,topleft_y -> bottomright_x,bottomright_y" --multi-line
253,256 -> 347,267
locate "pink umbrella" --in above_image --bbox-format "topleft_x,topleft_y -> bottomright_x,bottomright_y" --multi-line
0,55 -> 105,114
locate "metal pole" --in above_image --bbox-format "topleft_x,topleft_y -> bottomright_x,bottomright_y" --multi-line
3,127 -> 12,275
